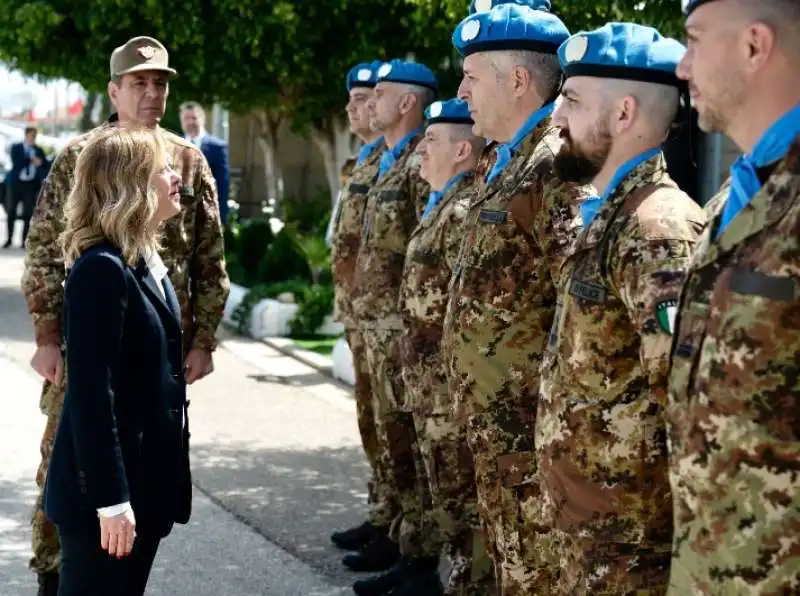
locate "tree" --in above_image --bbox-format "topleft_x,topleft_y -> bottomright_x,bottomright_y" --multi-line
0,0 -> 685,212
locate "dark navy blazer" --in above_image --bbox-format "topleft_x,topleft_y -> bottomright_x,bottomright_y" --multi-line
44,243 -> 188,538
197,135 -> 229,225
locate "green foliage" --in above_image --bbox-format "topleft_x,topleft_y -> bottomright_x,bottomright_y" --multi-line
281,188 -> 332,236
297,234 -> 331,284
289,284 -> 335,337
255,226 -> 312,285
237,218 -> 274,281
0,0 -> 683,148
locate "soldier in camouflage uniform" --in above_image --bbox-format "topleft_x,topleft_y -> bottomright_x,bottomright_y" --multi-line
443,3 -> 588,594
532,24 -> 708,595
329,61 -> 395,553
346,59 -> 437,592
667,1 -> 800,594
396,98 -> 494,596
22,37 -> 229,596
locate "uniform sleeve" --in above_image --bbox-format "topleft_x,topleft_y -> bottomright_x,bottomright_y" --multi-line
609,193 -> 705,406
531,174 -> 587,284
21,147 -> 77,347
189,151 -> 230,351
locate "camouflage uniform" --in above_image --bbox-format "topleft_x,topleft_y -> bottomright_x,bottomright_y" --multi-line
666,142 -> 800,595
440,119 -> 587,594
331,146 -> 386,510
351,132 -> 432,549
22,122 -> 229,574
534,154 -> 707,594
398,172 -> 495,594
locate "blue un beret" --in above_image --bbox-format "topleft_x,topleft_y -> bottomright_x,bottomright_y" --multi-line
346,61 -> 382,92
453,3 -> 570,57
468,0 -> 551,15
375,59 -> 438,92
558,22 -> 686,87
684,0 -> 715,16
425,98 -> 473,126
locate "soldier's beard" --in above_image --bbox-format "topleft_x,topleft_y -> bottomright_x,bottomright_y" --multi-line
553,126 -> 612,185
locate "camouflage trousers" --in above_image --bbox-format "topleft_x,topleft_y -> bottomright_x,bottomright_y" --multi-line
467,404 -> 561,595
345,327 -> 382,506
413,413 -> 495,596
553,536 -> 671,595
361,327 -> 437,557
30,380 -> 64,574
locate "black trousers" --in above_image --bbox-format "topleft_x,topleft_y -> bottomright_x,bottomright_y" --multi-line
6,180 -> 39,246
58,525 -> 161,596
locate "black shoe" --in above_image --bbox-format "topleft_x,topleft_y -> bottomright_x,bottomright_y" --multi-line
37,571 -> 59,596
388,566 -> 444,596
352,557 -> 413,595
332,521 -> 382,551
2,240 -> 11,249
342,532 -> 400,572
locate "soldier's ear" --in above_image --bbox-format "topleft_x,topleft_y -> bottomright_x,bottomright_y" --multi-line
108,81 -> 120,107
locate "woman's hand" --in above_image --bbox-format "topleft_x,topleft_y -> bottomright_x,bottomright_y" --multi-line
99,509 -> 136,558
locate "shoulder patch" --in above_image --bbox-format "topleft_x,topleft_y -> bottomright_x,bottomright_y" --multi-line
655,298 -> 679,334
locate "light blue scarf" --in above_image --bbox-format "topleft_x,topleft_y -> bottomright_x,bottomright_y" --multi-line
579,147 -> 661,227
485,102 -> 556,184
716,103 -> 800,238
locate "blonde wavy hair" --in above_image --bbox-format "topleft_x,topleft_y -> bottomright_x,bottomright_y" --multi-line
62,126 -> 169,267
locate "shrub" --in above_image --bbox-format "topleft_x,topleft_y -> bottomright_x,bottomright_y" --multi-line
238,218 -> 274,279
289,284 -> 335,337
281,188 -> 333,236
256,226 -> 312,285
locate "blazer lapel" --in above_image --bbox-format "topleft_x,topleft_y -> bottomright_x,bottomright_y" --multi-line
136,259 -> 181,330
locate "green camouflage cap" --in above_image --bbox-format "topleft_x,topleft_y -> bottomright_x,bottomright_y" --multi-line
110,36 -> 177,78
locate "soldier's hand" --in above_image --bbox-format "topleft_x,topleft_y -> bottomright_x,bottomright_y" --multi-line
184,348 -> 214,384
30,344 -> 64,385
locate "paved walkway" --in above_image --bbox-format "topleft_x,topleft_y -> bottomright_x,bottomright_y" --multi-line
0,220 -> 369,594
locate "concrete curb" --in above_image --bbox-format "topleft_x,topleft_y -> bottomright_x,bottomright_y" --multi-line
220,324 -> 337,380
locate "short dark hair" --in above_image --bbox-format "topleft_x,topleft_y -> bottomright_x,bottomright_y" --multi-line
24,126 -> 37,136
179,101 -> 204,115
740,0 -> 800,56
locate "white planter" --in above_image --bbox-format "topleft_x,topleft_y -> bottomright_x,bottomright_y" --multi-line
316,315 -> 345,337
249,299 -> 299,339
222,283 -> 248,326
332,337 -> 355,385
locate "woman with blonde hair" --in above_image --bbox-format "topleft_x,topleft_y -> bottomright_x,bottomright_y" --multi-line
42,126 -> 186,596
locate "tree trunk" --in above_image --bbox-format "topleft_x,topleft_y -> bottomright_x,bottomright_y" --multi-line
79,92 -> 99,131
252,108 -> 285,217
311,115 -> 356,206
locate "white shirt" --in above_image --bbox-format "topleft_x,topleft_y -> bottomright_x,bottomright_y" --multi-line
186,130 -> 207,147
97,248 -> 168,520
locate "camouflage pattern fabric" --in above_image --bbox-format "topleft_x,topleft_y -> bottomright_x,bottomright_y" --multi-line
21,122 -> 229,574
30,410 -> 61,573
331,150 -> 385,507
398,172 -> 494,590
346,327 -> 381,504
440,118 -> 588,594
332,144 -> 383,328
535,154 -> 707,594
667,141 -> 800,596
352,132 -> 433,548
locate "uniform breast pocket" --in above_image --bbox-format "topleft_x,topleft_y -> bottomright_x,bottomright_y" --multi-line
712,268 -> 800,439
369,190 -> 408,252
